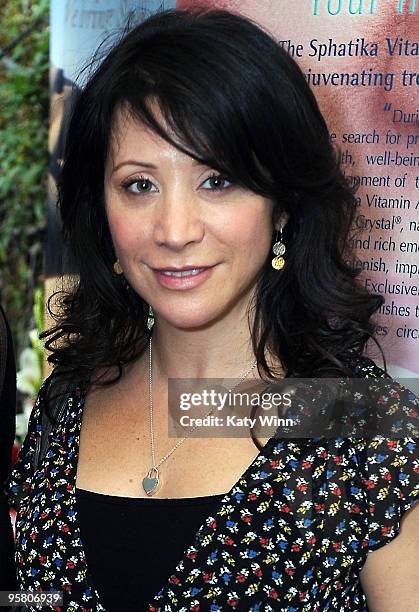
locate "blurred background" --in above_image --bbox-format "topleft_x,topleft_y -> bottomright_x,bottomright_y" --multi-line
0,0 -> 48,445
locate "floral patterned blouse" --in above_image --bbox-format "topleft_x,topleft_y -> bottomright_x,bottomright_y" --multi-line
4,357 -> 419,611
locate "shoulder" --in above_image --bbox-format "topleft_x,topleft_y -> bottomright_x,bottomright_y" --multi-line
347,355 -> 419,506
314,354 -> 419,550
342,354 -> 419,437
358,434 -> 419,610
342,356 -> 419,560
306,356 -> 419,608
345,353 -> 389,379
360,513 -> 419,610
3,379 -> 46,512
3,370 -> 83,512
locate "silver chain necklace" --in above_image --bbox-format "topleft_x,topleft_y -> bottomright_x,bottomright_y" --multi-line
142,334 -> 258,496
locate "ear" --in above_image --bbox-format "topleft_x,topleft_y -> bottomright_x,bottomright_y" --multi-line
274,212 -> 289,232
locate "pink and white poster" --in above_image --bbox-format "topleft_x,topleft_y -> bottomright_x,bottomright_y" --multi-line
178,0 -> 419,378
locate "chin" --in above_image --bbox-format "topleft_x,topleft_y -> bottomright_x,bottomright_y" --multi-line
156,307 -> 228,331
158,316 -> 216,331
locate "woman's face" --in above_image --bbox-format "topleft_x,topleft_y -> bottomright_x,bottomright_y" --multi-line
104,106 -> 279,330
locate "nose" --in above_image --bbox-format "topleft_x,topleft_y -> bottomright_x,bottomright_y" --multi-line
152,188 -> 205,251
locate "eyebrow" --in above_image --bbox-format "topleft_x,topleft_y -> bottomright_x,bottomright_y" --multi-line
112,160 -> 158,173
112,158 -> 205,174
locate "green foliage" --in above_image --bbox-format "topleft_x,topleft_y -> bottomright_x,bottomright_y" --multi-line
0,0 -> 49,352
15,287 -> 44,442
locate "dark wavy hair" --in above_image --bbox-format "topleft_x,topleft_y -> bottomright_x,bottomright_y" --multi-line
42,8 -> 384,440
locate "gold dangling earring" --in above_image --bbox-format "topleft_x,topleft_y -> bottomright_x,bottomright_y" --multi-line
113,259 -> 123,274
271,228 -> 286,270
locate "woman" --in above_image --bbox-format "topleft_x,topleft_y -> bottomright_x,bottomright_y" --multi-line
5,8 -> 419,612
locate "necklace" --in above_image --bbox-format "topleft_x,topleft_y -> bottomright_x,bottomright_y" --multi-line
142,334 -> 258,496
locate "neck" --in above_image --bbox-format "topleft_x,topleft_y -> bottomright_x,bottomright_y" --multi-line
150,312 -> 258,381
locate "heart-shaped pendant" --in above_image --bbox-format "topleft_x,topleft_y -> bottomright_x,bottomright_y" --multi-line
142,467 -> 159,496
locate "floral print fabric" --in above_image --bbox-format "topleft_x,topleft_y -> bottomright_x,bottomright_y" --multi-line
4,358 -> 419,611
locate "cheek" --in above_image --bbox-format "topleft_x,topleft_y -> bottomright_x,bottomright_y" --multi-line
231,212 -> 273,257
106,212 -> 143,255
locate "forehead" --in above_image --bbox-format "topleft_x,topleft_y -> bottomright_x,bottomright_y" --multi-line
108,105 -> 165,157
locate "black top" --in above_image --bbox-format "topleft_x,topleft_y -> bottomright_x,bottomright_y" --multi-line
75,487 -> 226,612
0,304 -> 17,590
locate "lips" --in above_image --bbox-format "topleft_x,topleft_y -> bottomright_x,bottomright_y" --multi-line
153,266 -> 211,272
152,265 -> 215,290
159,268 -> 205,278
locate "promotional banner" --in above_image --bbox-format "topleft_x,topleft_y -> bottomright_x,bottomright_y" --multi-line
178,0 -> 418,377
48,0 -> 418,377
